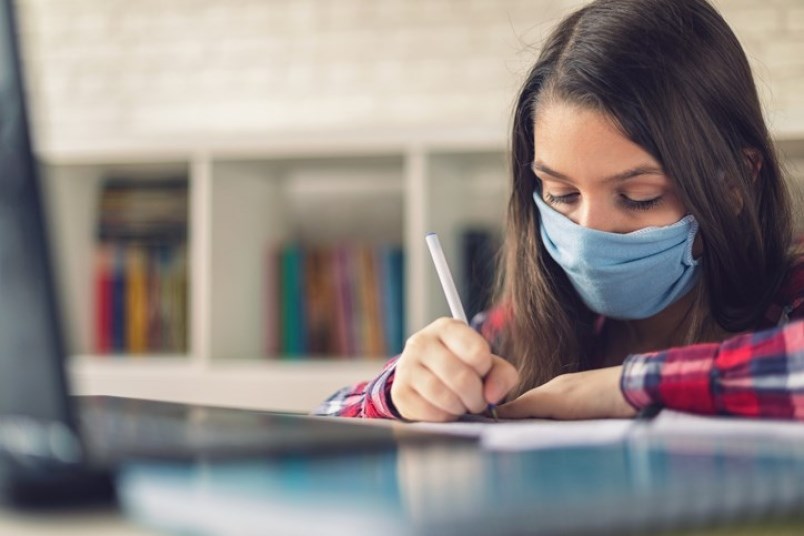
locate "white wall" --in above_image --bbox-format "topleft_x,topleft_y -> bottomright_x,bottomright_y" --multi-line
13,0 -> 804,153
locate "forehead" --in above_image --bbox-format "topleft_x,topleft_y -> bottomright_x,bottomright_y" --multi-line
533,101 -> 660,173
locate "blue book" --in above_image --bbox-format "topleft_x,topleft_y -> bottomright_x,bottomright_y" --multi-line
280,244 -> 306,357
111,245 -> 127,353
383,245 -> 405,356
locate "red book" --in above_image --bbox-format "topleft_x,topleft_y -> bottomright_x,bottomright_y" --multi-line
94,245 -> 112,354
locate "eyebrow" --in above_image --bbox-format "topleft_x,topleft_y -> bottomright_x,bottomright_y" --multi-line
531,161 -> 665,184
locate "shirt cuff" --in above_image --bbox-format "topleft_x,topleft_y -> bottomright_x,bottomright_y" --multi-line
621,348 -> 717,414
363,359 -> 402,419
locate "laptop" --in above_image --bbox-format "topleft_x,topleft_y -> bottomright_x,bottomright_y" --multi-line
0,0 -> 464,507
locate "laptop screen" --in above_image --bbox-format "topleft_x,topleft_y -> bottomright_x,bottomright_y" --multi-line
0,0 -> 80,461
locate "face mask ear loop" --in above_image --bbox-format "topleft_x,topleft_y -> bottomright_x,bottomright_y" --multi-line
683,218 -> 700,267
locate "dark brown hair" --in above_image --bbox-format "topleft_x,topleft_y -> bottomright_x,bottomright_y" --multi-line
499,0 -> 795,397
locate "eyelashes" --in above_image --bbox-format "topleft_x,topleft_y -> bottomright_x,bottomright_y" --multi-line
619,196 -> 664,211
544,192 -> 664,212
544,192 -> 578,207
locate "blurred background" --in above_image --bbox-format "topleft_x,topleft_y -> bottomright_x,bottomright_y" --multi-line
15,0 -> 804,412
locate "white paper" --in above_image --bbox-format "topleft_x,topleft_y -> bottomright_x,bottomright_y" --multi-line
401,410 -> 804,452
649,410 -> 804,440
480,419 -> 634,451
405,417 -> 633,450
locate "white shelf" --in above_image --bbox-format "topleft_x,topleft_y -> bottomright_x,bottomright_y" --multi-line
36,126 -> 509,165
69,357 -> 389,413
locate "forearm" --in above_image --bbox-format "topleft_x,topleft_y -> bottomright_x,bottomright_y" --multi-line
621,320 -> 804,419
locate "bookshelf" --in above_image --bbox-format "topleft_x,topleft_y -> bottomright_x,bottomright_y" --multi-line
40,127 -> 804,413
41,128 -> 510,412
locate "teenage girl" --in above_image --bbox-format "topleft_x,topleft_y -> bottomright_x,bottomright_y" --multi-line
315,0 -> 804,422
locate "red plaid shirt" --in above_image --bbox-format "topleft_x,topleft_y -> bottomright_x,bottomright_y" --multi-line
314,259 -> 804,420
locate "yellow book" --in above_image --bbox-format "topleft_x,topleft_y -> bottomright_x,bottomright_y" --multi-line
360,245 -> 385,358
126,245 -> 148,354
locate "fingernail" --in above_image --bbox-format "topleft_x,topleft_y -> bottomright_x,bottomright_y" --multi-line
486,380 -> 502,405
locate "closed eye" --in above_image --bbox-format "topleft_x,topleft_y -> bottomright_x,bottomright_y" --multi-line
619,195 -> 663,211
544,192 -> 578,205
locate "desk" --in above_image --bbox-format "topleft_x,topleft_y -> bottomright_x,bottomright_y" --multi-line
3,438 -> 804,535
2,511 -> 802,536
2,506 -> 802,536
113,437 -> 804,536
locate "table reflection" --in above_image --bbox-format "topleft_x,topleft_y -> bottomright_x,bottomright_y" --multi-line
117,435 -> 804,535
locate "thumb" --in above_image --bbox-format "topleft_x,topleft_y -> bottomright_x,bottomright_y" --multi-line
495,391 -> 541,419
483,355 -> 519,405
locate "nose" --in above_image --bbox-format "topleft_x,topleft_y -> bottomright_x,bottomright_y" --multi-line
575,201 -> 616,233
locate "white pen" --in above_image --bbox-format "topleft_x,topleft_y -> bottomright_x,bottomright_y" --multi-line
425,233 -> 468,323
425,232 -> 498,421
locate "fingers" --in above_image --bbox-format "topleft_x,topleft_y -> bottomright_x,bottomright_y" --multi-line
391,371 -> 459,422
427,318 -> 494,377
421,346 -> 487,414
483,356 -> 520,405
391,317 -> 518,422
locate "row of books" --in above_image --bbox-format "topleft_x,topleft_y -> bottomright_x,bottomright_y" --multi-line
94,243 -> 188,354
267,243 -> 405,359
97,177 -> 188,243
93,177 -> 189,354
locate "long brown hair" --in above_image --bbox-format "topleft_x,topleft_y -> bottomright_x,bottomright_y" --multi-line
499,0 -> 795,398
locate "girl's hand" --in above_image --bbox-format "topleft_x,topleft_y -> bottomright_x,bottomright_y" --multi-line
496,366 -> 637,420
391,317 -> 519,422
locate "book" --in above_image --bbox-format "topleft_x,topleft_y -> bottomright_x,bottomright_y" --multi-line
279,244 -> 306,357
126,245 -> 148,354
111,245 -> 126,353
93,245 -> 113,354
381,245 -> 405,356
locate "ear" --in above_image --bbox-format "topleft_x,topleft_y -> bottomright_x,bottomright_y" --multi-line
728,148 -> 762,214
743,148 -> 762,181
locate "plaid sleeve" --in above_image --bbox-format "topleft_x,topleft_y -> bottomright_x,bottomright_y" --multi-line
621,319 -> 804,419
311,356 -> 402,419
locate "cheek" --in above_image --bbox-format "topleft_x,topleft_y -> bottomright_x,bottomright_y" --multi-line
656,195 -> 688,225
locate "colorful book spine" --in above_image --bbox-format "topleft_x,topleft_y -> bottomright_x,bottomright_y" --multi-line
331,244 -> 353,357
270,241 -> 405,360
146,244 -> 163,351
126,245 -> 148,354
280,244 -> 306,357
170,246 -> 188,353
111,245 -> 126,353
382,245 -> 405,356
93,245 -> 112,354
361,246 -> 385,358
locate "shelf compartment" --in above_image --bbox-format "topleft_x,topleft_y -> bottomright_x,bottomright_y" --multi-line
208,155 -> 406,361
42,161 -> 192,357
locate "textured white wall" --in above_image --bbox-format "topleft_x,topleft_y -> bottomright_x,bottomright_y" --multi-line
13,0 -> 804,151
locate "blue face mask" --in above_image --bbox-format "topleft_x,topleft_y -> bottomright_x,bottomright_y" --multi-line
533,192 -> 700,319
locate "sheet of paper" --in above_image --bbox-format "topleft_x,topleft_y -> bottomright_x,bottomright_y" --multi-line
649,410 -> 804,440
405,410 -> 804,452
406,417 -> 634,450
480,419 -> 634,451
